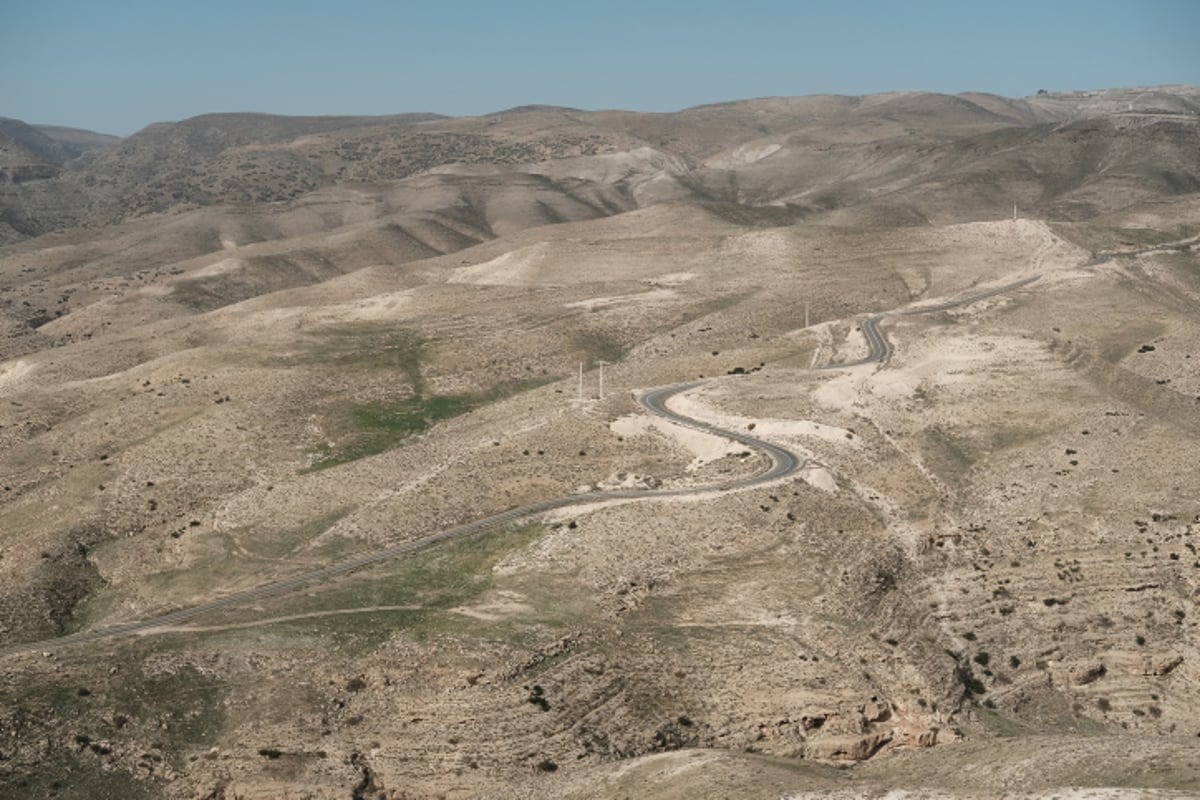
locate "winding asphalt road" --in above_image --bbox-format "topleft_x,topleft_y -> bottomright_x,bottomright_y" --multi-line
0,275 -> 1038,657
827,275 -> 1040,368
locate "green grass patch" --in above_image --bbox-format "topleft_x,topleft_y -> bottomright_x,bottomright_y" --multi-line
265,608 -> 434,654
107,665 -> 226,754
3,747 -> 155,800
199,523 -> 549,650
304,377 -> 551,472
311,523 -> 542,610
285,323 -> 559,471
302,392 -> 469,471
140,544 -> 269,598
284,324 -> 427,387
5,654 -> 225,795
238,508 -> 351,559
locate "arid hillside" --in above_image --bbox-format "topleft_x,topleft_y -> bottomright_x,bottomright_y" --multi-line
3,86 -> 1199,242
1,87 -> 1199,799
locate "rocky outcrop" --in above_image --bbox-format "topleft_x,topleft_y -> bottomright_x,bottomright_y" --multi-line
803,731 -> 893,761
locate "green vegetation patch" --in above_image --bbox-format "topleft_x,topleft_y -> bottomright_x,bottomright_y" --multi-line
238,507 -> 352,559
3,655 -> 225,797
201,523 -> 549,651
2,747 -> 154,800
304,393 -> 472,471
286,323 -> 555,470
107,665 -> 227,753
284,324 -> 427,386
306,379 -> 553,471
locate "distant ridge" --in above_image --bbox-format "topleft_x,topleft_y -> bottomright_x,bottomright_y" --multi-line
1,86 -> 1197,244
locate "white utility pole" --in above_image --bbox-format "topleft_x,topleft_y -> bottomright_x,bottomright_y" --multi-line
805,302 -> 810,328
578,362 -> 584,399
597,360 -> 606,400
1013,203 -> 1018,221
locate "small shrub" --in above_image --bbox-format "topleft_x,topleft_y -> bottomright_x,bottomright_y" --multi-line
527,685 -> 550,712
973,652 -> 990,667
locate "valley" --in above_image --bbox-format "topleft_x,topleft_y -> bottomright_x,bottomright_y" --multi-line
1,87 -> 1199,799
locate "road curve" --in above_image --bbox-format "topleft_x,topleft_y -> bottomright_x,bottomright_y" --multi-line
825,275 -> 1039,368
0,274 -> 1039,657
0,384 -> 801,657
637,383 -> 800,483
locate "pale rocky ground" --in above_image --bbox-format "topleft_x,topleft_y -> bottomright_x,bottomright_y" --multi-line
0,175 -> 1198,798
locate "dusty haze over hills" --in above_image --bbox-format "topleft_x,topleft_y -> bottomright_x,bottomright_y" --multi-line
1,87 -> 1199,799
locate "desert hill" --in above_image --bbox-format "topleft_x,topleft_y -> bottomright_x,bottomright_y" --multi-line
0,118 -> 117,177
0,87 -> 1199,799
29,123 -> 121,155
3,86 -> 1199,244
0,118 -> 78,168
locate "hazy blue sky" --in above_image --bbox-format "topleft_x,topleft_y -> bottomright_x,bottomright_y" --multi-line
3,0 -> 1196,135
